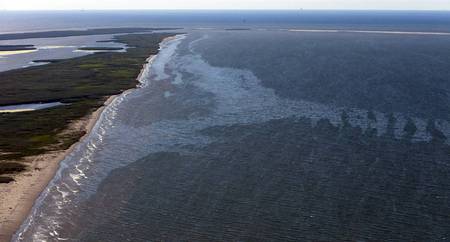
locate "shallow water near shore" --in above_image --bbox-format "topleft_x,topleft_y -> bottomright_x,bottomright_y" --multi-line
0,34 -> 128,72
0,102 -> 64,113
14,24 -> 450,241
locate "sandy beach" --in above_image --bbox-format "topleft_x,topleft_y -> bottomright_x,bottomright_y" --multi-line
0,35 -> 176,242
0,95 -> 116,242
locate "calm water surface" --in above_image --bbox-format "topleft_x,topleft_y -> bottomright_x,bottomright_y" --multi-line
8,12 -> 450,241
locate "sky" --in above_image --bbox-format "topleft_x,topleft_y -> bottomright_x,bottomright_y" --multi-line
1,0 -> 450,10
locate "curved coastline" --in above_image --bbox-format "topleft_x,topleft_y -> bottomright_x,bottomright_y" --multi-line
0,96 -> 114,242
0,35 -> 181,242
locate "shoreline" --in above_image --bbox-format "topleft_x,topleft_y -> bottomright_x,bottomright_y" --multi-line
0,34 -> 179,242
0,95 -> 116,242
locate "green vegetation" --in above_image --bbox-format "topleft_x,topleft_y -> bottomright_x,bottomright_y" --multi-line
0,162 -> 26,175
32,59 -> 64,63
0,33 -> 177,106
0,162 -> 26,183
0,33 -> 177,182
0,28 -> 179,41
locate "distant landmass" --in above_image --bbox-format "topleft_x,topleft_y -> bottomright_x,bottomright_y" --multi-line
0,45 -> 36,51
0,27 -> 180,41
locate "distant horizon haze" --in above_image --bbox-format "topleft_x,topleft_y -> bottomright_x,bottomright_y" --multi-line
1,0 -> 450,11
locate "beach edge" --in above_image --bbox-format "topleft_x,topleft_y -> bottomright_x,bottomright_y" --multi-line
0,34 -> 179,241
0,94 -> 116,242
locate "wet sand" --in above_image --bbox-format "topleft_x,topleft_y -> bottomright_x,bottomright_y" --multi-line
0,35 -> 176,242
0,95 -> 116,242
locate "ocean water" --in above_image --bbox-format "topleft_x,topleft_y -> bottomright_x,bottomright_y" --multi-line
2,10 -> 450,33
2,10 -> 450,72
6,11 -> 450,241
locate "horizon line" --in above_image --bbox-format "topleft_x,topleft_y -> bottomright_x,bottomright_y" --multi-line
2,9 -> 450,12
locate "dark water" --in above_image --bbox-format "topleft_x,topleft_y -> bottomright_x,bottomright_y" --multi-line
11,12 -> 450,241
3,10 -> 450,33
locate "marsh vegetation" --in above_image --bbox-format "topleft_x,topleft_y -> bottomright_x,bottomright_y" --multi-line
0,33 -> 177,182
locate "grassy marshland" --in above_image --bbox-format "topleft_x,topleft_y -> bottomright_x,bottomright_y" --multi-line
0,28 -> 178,41
0,33 -> 177,182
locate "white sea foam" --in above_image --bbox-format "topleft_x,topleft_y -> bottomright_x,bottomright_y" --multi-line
15,32 -> 450,241
14,34 -> 188,242
171,35 -> 449,143
152,35 -> 186,82
37,45 -> 75,50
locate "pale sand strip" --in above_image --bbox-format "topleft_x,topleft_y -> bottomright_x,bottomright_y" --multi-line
0,35 -> 179,242
0,109 -> 35,113
0,50 -> 38,56
0,95 -> 116,242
